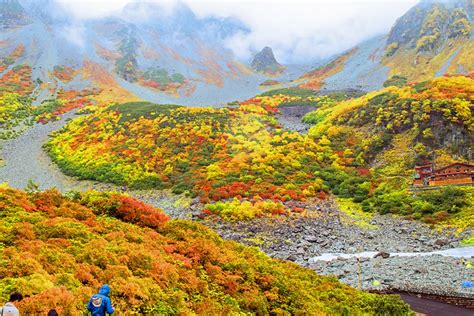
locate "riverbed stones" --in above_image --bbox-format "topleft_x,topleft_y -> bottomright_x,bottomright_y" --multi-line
202,199 -> 472,297
374,252 -> 390,259
435,238 -> 449,246
305,235 -> 318,242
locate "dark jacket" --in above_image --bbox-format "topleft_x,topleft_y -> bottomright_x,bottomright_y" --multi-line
87,284 -> 114,315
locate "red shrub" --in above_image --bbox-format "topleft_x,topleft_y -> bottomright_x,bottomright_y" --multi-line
110,195 -> 169,229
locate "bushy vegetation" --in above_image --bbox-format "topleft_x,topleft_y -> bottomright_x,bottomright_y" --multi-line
36,73 -> 472,224
383,75 -> 407,88
306,75 -> 474,222
0,64 -> 33,95
0,187 -> 412,315
0,93 -> 33,139
115,27 -> 139,82
107,102 -> 182,123
0,45 -> 100,138
362,185 -> 473,222
52,66 -> 76,83
46,95 -> 333,219
34,88 -> 101,123
111,26 -> 187,94
0,45 -> 24,73
143,67 -> 185,86
46,76 -> 473,224
382,3 -> 472,82
259,87 -> 315,97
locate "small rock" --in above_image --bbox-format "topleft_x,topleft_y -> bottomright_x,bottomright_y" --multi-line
414,267 -> 428,274
305,235 -> 318,242
296,248 -> 305,255
434,238 -> 449,246
191,211 -> 207,220
320,240 -> 330,247
190,197 -> 200,206
334,270 -> 346,278
418,236 -> 428,242
374,252 -> 390,259
287,255 -> 297,261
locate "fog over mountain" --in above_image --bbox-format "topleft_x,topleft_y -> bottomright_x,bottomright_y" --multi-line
53,0 -> 418,64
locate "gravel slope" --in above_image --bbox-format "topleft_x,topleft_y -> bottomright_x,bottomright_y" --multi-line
0,111 -> 82,191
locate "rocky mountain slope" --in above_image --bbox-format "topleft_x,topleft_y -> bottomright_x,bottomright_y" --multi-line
0,0 -> 299,105
251,46 -> 285,76
2,0 -> 471,103
43,77 -> 474,226
298,0 -> 473,91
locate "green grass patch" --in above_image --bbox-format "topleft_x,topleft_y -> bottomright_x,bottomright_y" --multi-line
108,102 -> 182,123
336,197 -> 377,229
259,87 -> 316,97
461,234 -> 474,245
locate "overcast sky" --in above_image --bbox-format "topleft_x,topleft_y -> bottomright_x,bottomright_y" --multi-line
55,0 -> 419,63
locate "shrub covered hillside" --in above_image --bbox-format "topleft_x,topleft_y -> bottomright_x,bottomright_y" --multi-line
45,78 -> 473,224
46,97 -> 336,220
0,187 -> 412,315
305,75 -> 473,223
0,44 -> 104,142
382,0 -> 473,82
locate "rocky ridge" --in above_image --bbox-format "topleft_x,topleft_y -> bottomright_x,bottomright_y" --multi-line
251,46 -> 285,75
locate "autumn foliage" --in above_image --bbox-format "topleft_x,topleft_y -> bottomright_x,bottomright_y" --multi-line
43,75 -> 473,224
305,75 -> 474,221
45,97 -> 329,219
0,187 -> 411,315
35,88 -> 101,124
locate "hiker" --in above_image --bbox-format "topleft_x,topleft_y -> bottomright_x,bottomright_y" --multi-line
0,292 -> 23,316
47,309 -> 59,316
87,284 -> 114,315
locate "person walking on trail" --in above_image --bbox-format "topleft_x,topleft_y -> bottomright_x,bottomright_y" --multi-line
0,292 -> 23,316
87,284 -> 114,315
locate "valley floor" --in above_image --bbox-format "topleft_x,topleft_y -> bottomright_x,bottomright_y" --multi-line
204,207 -> 473,298
0,112 -> 472,302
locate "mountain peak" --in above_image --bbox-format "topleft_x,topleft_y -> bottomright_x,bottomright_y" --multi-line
251,46 -> 284,75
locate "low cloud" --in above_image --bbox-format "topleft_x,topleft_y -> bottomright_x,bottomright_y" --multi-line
54,0 -> 418,63
61,24 -> 86,49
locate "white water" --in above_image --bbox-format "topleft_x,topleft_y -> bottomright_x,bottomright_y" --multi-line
309,246 -> 474,262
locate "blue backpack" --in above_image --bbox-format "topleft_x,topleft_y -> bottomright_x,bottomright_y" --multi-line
87,285 -> 114,315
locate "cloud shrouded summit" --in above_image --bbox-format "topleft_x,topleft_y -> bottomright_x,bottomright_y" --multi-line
53,0 -> 418,63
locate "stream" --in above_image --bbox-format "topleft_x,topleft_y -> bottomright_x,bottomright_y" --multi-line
310,246 -> 474,262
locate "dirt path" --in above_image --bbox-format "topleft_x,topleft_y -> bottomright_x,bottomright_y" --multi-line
397,293 -> 474,316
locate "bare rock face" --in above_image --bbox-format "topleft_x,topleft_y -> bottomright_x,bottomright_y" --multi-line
386,0 -> 471,54
251,46 -> 284,75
